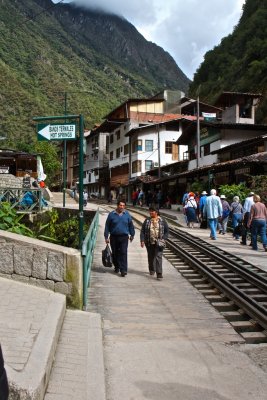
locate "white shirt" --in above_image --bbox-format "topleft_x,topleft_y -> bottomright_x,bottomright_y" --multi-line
243,196 -> 254,213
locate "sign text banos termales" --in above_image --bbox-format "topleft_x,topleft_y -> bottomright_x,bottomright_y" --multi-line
49,124 -> 75,139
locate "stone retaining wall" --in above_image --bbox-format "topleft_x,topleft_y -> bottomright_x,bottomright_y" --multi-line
0,230 -> 83,309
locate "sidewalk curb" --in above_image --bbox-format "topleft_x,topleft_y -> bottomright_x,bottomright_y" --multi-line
6,289 -> 66,400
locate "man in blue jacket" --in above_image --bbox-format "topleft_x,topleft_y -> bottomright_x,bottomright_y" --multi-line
104,200 -> 135,277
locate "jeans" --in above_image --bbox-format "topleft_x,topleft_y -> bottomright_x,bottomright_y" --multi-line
232,213 -> 242,239
209,218 -> 218,239
218,217 -> 229,234
251,219 -> 267,250
110,235 -> 129,273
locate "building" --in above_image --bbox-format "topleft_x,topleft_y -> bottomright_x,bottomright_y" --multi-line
93,90 -> 185,200
83,129 -> 109,198
177,92 -> 264,170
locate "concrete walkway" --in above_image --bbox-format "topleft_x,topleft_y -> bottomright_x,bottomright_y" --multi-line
1,198 -> 267,399
88,204 -> 267,400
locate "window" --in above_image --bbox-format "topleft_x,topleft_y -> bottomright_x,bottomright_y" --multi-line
165,141 -> 173,154
145,140 -> 153,152
116,148 -> 120,158
132,139 -> 142,153
88,173 -> 91,183
132,160 -> 142,173
124,144 -> 129,155
116,130 -> 121,140
110,151 -> 113,161
145,160 -> 153,170
200,143 -> 210,156
110,134 -> 114,144
106,136 -> 109,154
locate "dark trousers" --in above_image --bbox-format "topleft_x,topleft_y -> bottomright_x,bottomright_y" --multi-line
146,244 -> 163,274
0,345 -> 9,400
110,235 -> 129,273
241,212 -> 250,244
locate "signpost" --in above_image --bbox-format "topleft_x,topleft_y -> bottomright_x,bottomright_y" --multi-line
37,123 -> 76,141
33,114 -> 84,249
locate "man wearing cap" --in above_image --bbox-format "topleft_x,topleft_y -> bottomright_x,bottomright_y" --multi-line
240,192 -> 254,245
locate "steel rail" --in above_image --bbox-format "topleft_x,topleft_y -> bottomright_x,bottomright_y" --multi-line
169,227 -> 267,292
166,238 -> 267,330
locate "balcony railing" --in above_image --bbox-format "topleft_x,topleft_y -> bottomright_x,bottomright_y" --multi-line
0,187 -> 43,212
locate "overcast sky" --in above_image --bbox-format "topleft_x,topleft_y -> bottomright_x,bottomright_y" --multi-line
55,0 -> 246,79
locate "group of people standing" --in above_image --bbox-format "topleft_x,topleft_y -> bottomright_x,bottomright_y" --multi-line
104,200 -> 169,279
184,189 -> 267,251
103,190 -> 266,281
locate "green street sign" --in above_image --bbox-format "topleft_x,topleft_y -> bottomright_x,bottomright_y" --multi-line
37,123 -> 76,141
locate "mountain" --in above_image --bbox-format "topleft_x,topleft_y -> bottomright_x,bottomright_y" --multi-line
0,0 -> 189,149
189,0 -> 267,124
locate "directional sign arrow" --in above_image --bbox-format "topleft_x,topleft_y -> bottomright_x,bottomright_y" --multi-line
38,125 -> 51,140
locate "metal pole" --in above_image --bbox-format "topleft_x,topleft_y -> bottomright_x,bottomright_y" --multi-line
196,96 -> 200,168
79,114 -> 84,249
63,92 -> 67,207
157,124 -> 161,179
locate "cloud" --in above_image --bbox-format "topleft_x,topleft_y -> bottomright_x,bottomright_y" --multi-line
58,0 -> 245,79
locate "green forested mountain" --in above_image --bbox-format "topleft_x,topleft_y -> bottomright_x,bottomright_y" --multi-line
189,0 -> 267,124
0,0 -> 189,150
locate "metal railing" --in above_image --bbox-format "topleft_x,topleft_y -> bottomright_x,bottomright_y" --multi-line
81,208 -> 99,309
0,187 -> 43,212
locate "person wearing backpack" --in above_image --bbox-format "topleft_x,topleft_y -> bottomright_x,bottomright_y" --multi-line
218,194 -> 231,235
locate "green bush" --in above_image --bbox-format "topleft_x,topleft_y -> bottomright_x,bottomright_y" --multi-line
0,202 -> 34,236
218,183 -> 249,203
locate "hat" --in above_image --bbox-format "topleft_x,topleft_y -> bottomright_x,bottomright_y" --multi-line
201,191 -> 207,195
188,192 -> 195,197
248,192 -> 254,196
220,194 -> 226,199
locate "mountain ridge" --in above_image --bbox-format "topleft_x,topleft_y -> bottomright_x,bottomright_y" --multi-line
0,0 -> 189,148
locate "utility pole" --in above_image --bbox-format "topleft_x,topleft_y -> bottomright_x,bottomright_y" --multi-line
196,95 -> 200,168
196,84 -> 202,169
157,124 -> 161,179
63,92 -> 67,207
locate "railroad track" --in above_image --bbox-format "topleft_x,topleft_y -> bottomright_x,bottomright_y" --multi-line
125,206 -> 267,344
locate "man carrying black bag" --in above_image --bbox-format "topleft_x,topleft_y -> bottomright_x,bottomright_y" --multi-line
0,344 -> 9,400
104,200 -> 135,277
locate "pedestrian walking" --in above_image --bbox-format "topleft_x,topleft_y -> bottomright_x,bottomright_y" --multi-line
230,196 -> 243,240
184,192 -> 198,228
83,190 -> 88,206
203,189 -> 223,240
247,195 -> 267,252
104,200 -> 135,277
140,207 -> 169,280
218,194 -> 231,235
107,191 -> 113,204
240,192 -> 254,245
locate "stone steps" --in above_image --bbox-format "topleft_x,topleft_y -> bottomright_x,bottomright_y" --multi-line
44,311 -> 105,400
